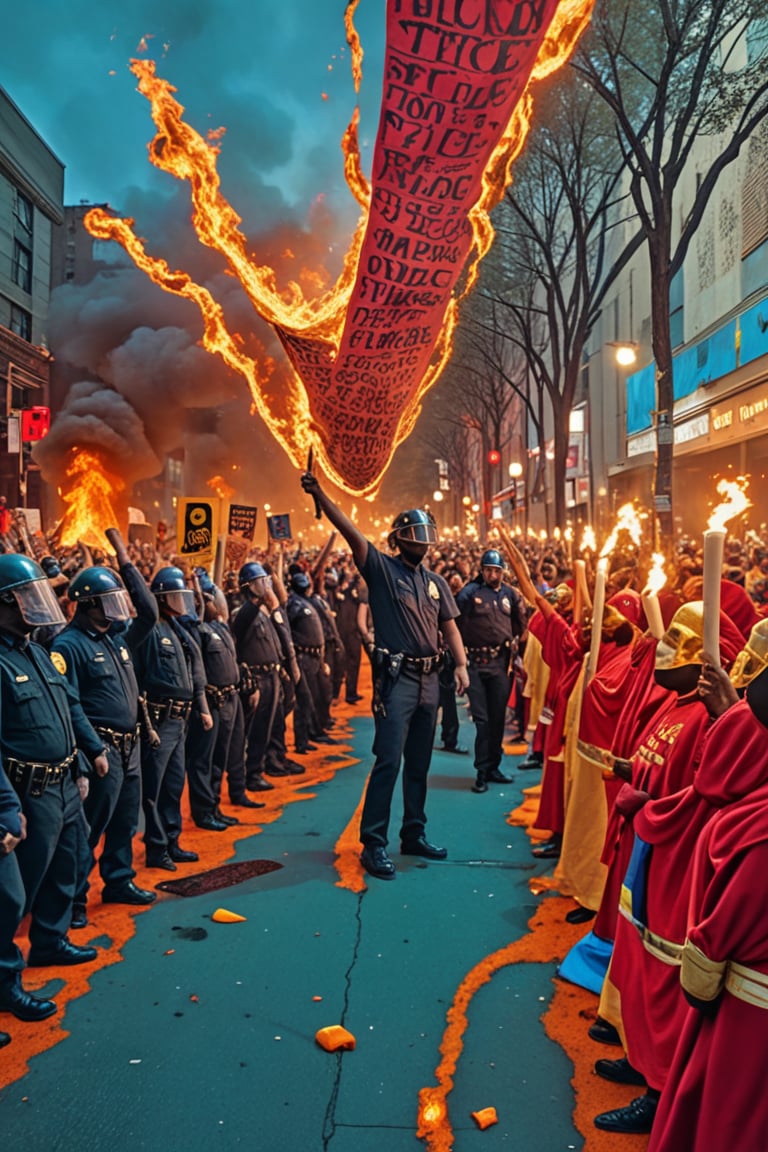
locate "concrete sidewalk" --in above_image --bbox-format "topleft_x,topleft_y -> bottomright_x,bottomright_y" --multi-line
0,706 -> 583,1151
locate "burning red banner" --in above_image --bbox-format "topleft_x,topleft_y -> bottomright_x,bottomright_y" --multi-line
85,1 -> 593,496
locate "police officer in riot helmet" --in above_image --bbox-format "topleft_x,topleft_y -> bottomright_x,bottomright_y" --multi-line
53,528 -> 159,921
300,474 -> 469,881
0,555 -> 106,1025
456,548 -> 524,793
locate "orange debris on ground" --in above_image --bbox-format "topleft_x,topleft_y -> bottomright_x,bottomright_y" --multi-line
315,1025 -> 356,1052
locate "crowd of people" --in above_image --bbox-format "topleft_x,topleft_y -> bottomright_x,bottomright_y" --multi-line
1,489 -> 767,1152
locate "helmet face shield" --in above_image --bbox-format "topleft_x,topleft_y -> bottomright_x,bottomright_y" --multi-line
394,522 -> 437,545
12,579 -> 67,627
97,589 -> 136,622
158,589 -> 197,616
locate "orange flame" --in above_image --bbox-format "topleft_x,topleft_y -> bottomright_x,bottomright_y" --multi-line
707,476 -> 751,532
86,2 -> 594,496
643,552 -> 667,596
600,503 -> 642,558
58,450 -> 124,548
207,474 -> 235,501
580,525 -> 596,553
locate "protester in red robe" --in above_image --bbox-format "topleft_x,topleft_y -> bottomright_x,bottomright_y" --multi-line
593,605 -> 743,1135
647,664 -> 768,1152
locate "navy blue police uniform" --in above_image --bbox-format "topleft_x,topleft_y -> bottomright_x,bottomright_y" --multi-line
51,564 -> 157,905
361,546 -> 459,848
286,584 -> 327,752
232,597 -> 286,787
456,568 -> 524,791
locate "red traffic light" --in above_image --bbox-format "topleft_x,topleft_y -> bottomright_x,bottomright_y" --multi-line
487,449 -> 501,466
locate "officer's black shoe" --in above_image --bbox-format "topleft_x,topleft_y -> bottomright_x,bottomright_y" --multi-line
102,881 -> 157,906
27,938 -> 98,968
594,1057 -> 647,1086
312,734 -> 337,744
400,837 -> 448,860
194,814 -> 228,832
436,744 -> 469,755
0,975 -> 58,1021
70,903 -> 88,929
360,845 -> 396,880
518,753 -> 543,771
167,840 -> 199,863
263,764 -> 292,776
246,775 -> 274,792
295,744 -> 318,753
594,1093 -> 658,1133
231,794 -> 266,809
588,1017 -> 622,1046
346,694 -> 363,703
0,1030 -> 10,1047
145,850 -> 177,871
281,759 -> 306,774
214,807 -> 240,826
471,774 -> 488,793
487,768 -> 513,784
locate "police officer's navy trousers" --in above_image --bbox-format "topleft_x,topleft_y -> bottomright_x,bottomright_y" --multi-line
141,716 -> 186,850
76,743 -> 140,901
14,775 -> 80,952
360,666 -> 439,848
467,660 -> 512,776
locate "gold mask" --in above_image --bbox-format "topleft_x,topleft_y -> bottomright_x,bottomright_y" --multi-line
730,619 -> 768,689
655,601 -> 705,670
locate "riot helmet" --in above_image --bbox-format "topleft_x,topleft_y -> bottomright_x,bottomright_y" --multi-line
290,571 -> 311,594
150,566 -> 196,616
481,549 -> 504,570
0,554 -> 66,629
238,561 -> 268,586
387,509 -> 437,551
68,566 -> 134,621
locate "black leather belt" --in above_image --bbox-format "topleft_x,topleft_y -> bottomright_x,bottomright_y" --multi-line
403,652 -> 442,674
205,684 -> 237,705
147,698 -> 192,724
466,642 -> 509,664
95,725 -> 140,756
247,663 -> 279,673
295,645 -> 322,656
6,751 -> 78,797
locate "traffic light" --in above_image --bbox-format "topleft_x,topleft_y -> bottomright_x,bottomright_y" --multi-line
487,449 -> 501,466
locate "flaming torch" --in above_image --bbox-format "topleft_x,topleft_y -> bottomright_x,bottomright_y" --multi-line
586,504 -> 642,682
642,552 -> 667,640
703,478 -> 751,665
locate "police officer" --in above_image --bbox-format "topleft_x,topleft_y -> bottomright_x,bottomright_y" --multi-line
134,567 -> 213,870
456,548 -> 524,793
0,761 -> 31,1045
0,555 -> 105,990
334,568 -> 365,703
51,528 -> 158,922
232,562 -> 295,790
286,571 -> 332,753
300,473 -> 469,880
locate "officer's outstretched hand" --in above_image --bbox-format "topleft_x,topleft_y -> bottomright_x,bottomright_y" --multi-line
454,663 -> 470,695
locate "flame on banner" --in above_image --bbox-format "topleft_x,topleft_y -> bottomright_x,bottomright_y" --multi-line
644,552 -> 667,596
707,476 -> 751,532
84,1 -> 595,496
58,450 -> 124,547
600,503 -> 642,559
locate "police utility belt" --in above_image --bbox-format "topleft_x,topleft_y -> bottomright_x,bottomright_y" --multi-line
466,641 -> 510,666
95,725 -> 140,757
374,647 -> 442,675
205,683 -> 237,706
295,644 -> 322,656
6,751 -> 78,797
147,698 -> 193,724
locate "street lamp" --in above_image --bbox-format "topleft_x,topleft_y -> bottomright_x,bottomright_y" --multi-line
508,462 -> 523,479
606,340 -> 639,367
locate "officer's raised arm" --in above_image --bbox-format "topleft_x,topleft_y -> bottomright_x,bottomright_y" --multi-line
300,471 -> 368,571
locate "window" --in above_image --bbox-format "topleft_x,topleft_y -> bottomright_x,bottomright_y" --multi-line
10,304 -> 32,342
12,241 -> 32,293
14,190 -> 33,238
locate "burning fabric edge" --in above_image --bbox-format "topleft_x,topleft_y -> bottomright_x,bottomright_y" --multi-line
84,0 -> 594,497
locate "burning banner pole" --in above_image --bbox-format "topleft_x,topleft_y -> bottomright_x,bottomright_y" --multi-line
702,478 -> 751,665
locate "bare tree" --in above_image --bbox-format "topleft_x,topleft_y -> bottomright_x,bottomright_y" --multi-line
572,0 -> 768,540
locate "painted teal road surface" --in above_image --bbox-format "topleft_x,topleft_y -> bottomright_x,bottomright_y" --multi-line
0,711 -> 580,1151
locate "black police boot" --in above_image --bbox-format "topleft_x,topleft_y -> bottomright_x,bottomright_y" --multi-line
27,938 -> 98,967
70,903 -> 88,929
102,881 -> 157,906
0,1030 -> 10,1047
486,768 -> 513,784
146,849 -> 177,871
167,839 -> 199,864
518,751 -> 543,771
471,773 -> 488,793
214,806 -> 240,826
0,974 -> 57,1021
